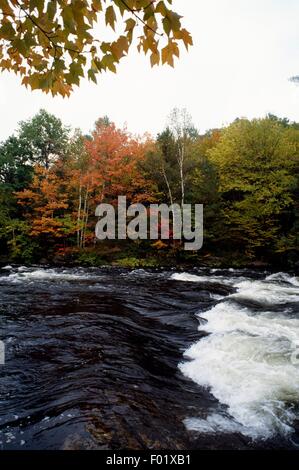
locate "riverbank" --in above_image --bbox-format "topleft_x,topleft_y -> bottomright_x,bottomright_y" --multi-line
1,244 -> 297,272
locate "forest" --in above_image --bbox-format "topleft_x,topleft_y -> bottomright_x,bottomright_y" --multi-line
0,108 -> 298,269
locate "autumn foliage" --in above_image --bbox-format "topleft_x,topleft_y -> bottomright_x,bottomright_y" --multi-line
0,109 -> 298,267
0,0 -> 192,96
14,116 -> 155,252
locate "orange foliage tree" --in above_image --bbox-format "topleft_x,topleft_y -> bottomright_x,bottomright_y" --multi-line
16,118 -> 156,252
17,165 -> 71,240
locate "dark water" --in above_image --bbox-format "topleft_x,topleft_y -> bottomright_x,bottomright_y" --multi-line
0,266 -> 298,450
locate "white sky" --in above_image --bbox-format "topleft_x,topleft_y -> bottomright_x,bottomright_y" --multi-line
0,0 -> 299,139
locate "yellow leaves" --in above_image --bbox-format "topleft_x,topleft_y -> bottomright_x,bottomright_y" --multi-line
101,54 -> 117,73
46,0 -> 57,21
0,0 -> 13,15
113,0 -> 126,16
125,17 -> 136,43
13,38 -> 29,57
145,14 -> 157,31
52,81 -> 72,98
0,21 -> 15,40
105,5 -> 116,31
0,0 -> 193,95
36,72 -> 53,91
162,16 -> 171,36
29,0 -> 44,14
67,61 -> 84,86
23,71 -> 70,97
161,40 -> 179,67
100,41 -> 111,54
155,1 -> 167,16
0,58 -> 12,70
125,18 -> 136,32
92,0 -> 102,12
138,33 -> 159,56
18,65 -> 27,75
151,240 -> 168,250
62,5 -> 76,31
36,29 -> 49,48
88,68 -> 97,83
53,58 -> 65,73
23,32 -> 37,49
150,51 -> 160,67
166,11 -> 182,31
21,75 -> 30,86
174,28 -> 193,50
111,35 -> 129,61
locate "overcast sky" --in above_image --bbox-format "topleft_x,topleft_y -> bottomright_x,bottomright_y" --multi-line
0,0 -> 299,140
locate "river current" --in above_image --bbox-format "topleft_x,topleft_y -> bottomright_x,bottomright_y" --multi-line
0,266 -> 298,449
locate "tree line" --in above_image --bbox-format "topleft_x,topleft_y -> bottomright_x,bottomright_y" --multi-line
0,109 -> 298,268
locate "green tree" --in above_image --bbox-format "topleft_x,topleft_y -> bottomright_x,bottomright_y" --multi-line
17,109 -> 70,169
167,107 -> 198,206
0,135 -> 33,190
189,129 -> 222,247
142,109 -> 198,206
209,117 -> 299,260
0,135 -> 33,259
0,109 -> 70,260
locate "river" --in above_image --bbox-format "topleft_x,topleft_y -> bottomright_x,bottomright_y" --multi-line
0,266 -> 298,450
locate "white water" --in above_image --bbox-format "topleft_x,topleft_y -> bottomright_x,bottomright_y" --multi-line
172,271 -> 299,440
171,272 -> 242,286
0,267 -> 100,284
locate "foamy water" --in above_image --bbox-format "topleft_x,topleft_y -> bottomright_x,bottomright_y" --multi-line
1,265 -> 299,445
0,266 -> 101,284
172,271 -> 299,440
